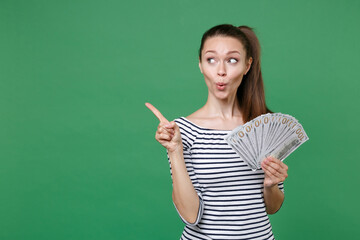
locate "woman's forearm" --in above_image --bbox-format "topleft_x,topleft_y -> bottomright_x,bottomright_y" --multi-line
168,149 -> 200,224
263,184 -> 284,214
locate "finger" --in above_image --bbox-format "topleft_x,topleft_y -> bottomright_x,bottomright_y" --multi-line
279,161 -> 289,171
267,156 -> 281,164
164,121 -> 176,129
157,128 -> 173,137
262,163 -> 279,177
262,167 -> 277,186
158,124 -> 175,135
262,162 -> 287,181
264,162 -> 285,178
145,102 -> 169,124
163,128 -> 175,135
264,157 -> 284,172
268,157 -> 288,171
157,133 -> 172,141
263,166 -> 276,179
262,167 -> 283,186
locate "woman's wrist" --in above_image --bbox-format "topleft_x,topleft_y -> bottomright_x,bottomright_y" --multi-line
168,145 -> 183,155
168,150 -> 183,160
264,183 -> 279,193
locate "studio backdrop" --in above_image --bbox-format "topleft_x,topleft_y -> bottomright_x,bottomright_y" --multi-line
1,0 -> 359,239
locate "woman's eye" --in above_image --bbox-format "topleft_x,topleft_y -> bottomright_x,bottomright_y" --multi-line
207,58 -> 216,64
228,58 -> 238,64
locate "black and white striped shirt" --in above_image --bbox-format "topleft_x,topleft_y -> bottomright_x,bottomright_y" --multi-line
167,117 -> 284,240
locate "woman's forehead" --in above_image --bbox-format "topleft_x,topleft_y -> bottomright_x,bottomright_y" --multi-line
202,36 -> 246,55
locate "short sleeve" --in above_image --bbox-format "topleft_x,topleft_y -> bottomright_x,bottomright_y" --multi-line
166,118 -> 204,226
278,181 -> 284,193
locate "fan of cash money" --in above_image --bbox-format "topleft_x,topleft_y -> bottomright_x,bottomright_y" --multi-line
225,113 -> 309,171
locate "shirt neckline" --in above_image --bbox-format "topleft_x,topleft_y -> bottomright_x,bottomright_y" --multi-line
180,116 -> 233,132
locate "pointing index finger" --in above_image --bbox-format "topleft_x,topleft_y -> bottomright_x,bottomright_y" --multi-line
145,102 -> 169,124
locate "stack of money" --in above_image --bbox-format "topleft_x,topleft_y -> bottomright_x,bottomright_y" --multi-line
225,113 -> 309,171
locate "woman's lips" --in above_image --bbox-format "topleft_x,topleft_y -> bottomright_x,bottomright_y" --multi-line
216,82 -> 227,90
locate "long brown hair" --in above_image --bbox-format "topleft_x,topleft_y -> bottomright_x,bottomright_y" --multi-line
199,24 -> 271,122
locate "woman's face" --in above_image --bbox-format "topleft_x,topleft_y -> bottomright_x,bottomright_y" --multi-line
199,36 -> 252,100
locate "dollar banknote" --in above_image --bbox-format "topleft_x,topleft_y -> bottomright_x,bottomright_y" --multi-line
225,113 -> 309,171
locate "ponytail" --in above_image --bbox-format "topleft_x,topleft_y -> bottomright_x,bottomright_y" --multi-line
237,26 -> 271,122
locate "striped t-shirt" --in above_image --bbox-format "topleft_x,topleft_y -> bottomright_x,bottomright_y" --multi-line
167,117 -> 284,240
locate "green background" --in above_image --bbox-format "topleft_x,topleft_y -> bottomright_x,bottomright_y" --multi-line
1,0 -> 359,239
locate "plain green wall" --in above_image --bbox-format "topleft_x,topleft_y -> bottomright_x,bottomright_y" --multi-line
1,0 -> 359,239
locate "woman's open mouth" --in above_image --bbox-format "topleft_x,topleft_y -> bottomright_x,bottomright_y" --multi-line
216,82 -> 226,90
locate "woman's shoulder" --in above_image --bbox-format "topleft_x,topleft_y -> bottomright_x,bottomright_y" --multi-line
185,110 -> 203,122
171,110 -> 204,133
173,110 -> 204,129
172,115 -> 200,150
176,111 -> 227,132
183,109 -> 209,127
179,109 -> 244,131
182,109 -> 221,130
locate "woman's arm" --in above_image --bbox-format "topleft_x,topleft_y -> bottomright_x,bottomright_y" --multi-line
145,103 -> 201,224
168,148 -> 200,224
261,156 -> 288,214
263,184 -> 284,214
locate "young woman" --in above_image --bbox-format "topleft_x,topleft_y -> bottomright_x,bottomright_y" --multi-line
146,24 -> 288,240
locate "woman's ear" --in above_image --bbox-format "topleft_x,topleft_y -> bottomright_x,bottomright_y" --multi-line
245,57 -> 253,75
199,60 -> 203,74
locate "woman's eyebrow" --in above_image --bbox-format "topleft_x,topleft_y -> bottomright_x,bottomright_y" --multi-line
204,50 -> 241,55
227,50 -> 241,55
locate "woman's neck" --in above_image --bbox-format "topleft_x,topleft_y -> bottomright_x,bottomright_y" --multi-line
202,93 -> 242,120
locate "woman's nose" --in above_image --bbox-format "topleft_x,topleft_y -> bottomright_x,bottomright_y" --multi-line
217,62 -> 226,76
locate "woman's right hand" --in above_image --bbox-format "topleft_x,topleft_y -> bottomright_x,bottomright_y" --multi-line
145,103 -> 183,153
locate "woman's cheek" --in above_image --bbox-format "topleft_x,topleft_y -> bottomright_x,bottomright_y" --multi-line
203,77 -> 213,89
228,67 -> 244,76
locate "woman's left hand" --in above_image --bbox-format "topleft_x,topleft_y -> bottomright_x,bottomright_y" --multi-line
261,156 -> 288,188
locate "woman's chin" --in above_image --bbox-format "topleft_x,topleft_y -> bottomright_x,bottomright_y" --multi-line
214,91 -> 232,100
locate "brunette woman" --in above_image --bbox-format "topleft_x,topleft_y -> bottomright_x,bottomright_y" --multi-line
146,24 -> 288,239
